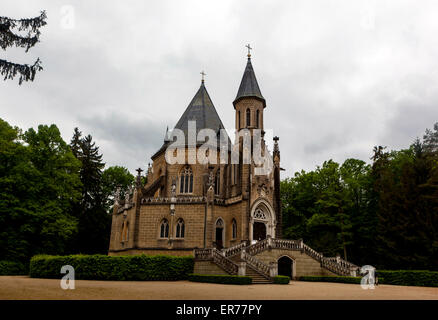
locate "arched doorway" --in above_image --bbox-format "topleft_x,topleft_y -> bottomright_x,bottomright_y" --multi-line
215,218 -> 224,249
253,222 -> 266,241
278,256 -> 293,278
250,200 -> 276,242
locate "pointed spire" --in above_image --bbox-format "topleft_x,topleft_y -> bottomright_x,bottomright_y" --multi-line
233,46 -> 265,108
164,126 -> 170,142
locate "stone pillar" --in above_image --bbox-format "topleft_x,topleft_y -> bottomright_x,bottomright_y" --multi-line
269,262 -> 278,277
241,248 -> 246,260
267,234 -> 272,248
238,262 -> 246,276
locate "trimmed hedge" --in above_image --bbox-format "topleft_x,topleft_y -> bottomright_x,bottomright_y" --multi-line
30,254 -> 194,281
188,273 -> 252,285
378,270 -> 438,287
0,260 -> 27,275
273,275 -> 290,284
299,276 -> 365,284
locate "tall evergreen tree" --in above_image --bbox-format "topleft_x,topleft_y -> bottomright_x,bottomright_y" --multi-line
0,11 -> 47,84
69,129 -> 110,254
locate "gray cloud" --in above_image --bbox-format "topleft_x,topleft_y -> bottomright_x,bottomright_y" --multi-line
1,0 -> 437,177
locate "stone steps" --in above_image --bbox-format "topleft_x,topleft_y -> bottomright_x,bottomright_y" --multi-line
245,266 -> 272,284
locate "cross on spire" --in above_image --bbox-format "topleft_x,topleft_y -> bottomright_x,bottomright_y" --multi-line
245,44 -> 252,58
200,70 -> 206,83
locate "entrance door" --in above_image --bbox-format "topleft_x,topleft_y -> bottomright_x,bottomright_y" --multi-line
253,222 -> 266,241
215,219 -> 224,250
278,256 -> 293,278
215,227 -> 223,249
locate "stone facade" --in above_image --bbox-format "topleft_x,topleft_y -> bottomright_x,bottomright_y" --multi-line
109,55 -> 281,257
107,54 -> 358,280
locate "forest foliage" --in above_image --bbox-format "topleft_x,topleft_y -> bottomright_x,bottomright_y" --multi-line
0,118 -> 134,264
281,123 -> 438,270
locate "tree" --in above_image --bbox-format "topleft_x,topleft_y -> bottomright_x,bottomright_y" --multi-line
0,119 -> 81,262
0,11 -> 47,84
69,128 -> 109,254
102,166 -> 134,213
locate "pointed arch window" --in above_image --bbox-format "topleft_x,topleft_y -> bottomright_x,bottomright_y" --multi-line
232,219 -> 237,239
256,110 -> 260,128
175,218 -> 185,238
160,219 -> 169,238
121,221 -> 129,242
246,108 -> 251,127
238,111 -> 241,129
214,170 -> 220,195
179,166 -> 193,193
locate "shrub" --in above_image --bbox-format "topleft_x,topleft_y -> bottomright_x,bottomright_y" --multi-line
299,276 -> 364,284
0,260 -> 27,275
29,254 -> 194,281
378,270 -> 438,287
188,273 -> 252,285
273,275 -> 290,284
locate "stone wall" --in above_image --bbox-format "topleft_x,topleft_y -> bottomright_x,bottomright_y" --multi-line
193,261 -> 229,275
254,249 -> 336,278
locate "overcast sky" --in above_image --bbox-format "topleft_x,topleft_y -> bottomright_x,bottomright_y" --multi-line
1,0 -> 438,178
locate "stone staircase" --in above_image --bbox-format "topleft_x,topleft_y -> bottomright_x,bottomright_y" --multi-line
245,265 -> 272,284
194,238 -> 360,284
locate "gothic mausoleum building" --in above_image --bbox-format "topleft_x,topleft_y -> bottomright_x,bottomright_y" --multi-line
109,50 -> 359,283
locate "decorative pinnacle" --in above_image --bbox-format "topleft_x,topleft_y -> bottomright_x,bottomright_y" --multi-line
245,44 -> 252,58
200,70 -> 206,83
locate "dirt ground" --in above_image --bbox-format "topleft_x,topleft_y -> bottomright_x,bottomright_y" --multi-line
0,276 -> 437,300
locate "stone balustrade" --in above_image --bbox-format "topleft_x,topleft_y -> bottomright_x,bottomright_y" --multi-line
222,242 -> 247,257
195,238 -> 359,277
141,196 -> 207,204
212,248 -> 238,275
242,250 -> 271,279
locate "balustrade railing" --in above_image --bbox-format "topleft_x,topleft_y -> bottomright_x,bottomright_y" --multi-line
212,249 -> 238,275
272,238 -> 302,250
321,258 -> 351,276
246,238 -> 269,255
302,243 -> 323,261
222,242 -> 247,257
242,251 -> 271,279
194,248 -> 213,260
195,238 -> 359,277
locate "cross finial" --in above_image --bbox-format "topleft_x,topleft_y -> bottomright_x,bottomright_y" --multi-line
200,70 -> 206,83
245,44 -> 252,58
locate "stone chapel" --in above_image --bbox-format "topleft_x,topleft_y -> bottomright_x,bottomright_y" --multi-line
108,50 -> 360,282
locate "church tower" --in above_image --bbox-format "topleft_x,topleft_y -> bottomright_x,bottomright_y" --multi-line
233,45 -> 266,131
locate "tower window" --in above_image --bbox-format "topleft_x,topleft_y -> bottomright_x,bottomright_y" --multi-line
160,219 -> 169,238
176,218 -> 185,238
215,170 -> 220,195
246,108 -> 251,127
256,110 -> 260,128
179,166 -> 193,193
238,111 -> 241,129
121,221 -> 129,242
232,219 -> 237,239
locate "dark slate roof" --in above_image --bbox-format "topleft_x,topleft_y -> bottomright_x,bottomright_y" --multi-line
174,81 -> 226,137
151,82 -> 230,159
233,57 -> 265,108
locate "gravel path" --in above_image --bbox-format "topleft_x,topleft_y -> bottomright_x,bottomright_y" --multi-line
1,276 -> 437,300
